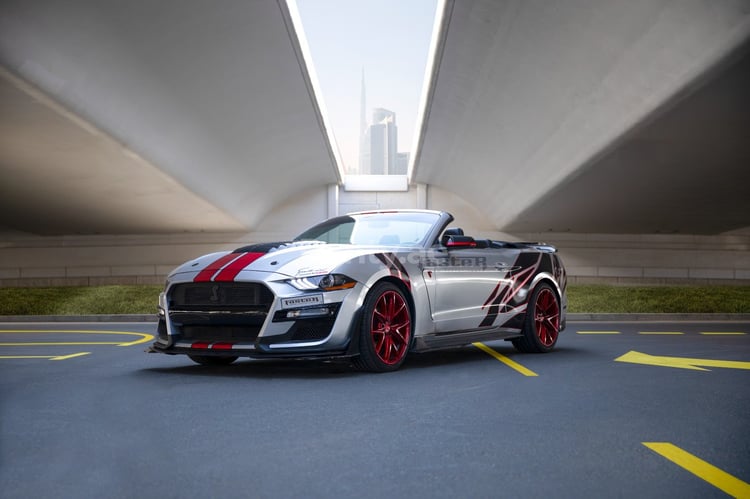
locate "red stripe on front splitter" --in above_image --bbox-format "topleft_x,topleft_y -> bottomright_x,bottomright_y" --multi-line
194,253 -> 243,282
190,342 -> 234,350
213,252 -> 264,281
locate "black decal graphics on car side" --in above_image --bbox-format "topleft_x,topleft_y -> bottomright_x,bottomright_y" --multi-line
479,253 -> 542,327
376,253 -> 411,290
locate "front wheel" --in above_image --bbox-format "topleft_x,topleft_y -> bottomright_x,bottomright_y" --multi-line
353,282 -> 412,372
188,355 -> 238,366
512,283 -> 560,353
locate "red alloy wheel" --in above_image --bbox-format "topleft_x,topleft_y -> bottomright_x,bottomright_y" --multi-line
534,288 -> 560,347
370,290 -> 411,365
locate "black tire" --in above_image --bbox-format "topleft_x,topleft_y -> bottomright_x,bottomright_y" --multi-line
188,354 -> 238,366
512,283 -> 560,353
353,282 -> 412,372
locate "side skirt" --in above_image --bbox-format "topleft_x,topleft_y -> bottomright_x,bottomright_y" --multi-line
412,328 -> 522,352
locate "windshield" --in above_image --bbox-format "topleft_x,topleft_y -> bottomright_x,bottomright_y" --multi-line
295,212 -> 440,246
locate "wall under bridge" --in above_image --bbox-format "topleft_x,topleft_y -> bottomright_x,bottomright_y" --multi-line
1,184 -> 748,287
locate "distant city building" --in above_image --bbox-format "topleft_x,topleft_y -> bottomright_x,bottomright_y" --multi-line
367,108 -> 398,174
358,68 -> 368,174
395,152 -> 409,175
358,72 -> 408,175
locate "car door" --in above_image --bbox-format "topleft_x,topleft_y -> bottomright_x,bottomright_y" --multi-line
422,243 -> 522,333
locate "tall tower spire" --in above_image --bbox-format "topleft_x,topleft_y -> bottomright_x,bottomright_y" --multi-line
358,67 -> 368,173
359,67 -> 367,138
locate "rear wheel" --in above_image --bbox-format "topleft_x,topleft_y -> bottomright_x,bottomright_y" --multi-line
188,354 -> 238,366
512,283 -> 560,353
353,282 -> 412,372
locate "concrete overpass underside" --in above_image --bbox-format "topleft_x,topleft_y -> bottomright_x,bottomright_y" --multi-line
0,0 -> 341,236
0,0 -> 748,286
413,0 -> 750,235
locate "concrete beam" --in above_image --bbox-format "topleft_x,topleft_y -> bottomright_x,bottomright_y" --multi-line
413,0 -> 750,234
0,0 -> 342,235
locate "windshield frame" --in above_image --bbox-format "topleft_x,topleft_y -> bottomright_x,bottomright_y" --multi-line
294,210 -> 452,249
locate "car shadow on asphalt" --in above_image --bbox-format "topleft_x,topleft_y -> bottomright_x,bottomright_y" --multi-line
140,358 -> 359,379
139,344 -> 585,379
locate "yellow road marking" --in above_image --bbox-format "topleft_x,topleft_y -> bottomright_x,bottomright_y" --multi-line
615,350 -> 750,371
0,352 -> 91,361
700,332 -> 746,336
0,355 -> 58,359
472,342 -> 538,377
577,331 -> 621,335
639,331 -> 684,335
0,330 -> 154,346
51,352 -> 91,360
643,442 -> 750,497
0,342 -> 122,346
118,335 -> 155,347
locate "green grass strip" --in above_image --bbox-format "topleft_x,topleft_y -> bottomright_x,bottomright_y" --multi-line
0,285 -> 748,316
0,285 -> 162,315
567,285 -> 750,314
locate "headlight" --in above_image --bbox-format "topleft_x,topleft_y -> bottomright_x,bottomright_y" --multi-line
288,273 -> 356,291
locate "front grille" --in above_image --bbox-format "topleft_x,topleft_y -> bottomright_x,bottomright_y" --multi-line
169,282 -> 274,310
168,282 -> 274,344
168,310 -> 266,327
180,325 -> 261,343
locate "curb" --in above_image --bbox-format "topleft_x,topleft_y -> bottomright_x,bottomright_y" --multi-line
1,313 -> 749,323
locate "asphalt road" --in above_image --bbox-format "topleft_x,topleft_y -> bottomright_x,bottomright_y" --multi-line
1,321 -> 748,499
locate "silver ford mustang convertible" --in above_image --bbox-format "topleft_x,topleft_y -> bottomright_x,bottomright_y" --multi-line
150,210 -> 567,372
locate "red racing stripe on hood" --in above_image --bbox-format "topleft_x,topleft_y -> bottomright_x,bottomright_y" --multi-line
194,253 -> 243,282
213,252 -> 265,281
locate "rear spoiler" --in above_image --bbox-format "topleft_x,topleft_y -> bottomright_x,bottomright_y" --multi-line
488,240 -> 557,253
517,242 -> 557,253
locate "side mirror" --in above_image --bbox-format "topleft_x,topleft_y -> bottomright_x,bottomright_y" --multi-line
443,227 -> 464,237
442,234 -> 477,248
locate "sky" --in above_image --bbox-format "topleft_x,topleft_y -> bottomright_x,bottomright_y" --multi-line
294,0 -> 439,173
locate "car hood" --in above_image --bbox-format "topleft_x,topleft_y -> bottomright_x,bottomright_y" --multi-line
170,241 -> 410,280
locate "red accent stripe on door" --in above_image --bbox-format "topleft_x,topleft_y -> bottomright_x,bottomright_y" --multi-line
213,252 -> 264,281
194,253 -> 242,282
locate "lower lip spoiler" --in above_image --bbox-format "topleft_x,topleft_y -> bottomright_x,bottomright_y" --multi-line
147,340 -> 356,360
146,341 -> 257,353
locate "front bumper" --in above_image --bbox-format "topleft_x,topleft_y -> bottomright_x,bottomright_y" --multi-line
150,274 -> 366,359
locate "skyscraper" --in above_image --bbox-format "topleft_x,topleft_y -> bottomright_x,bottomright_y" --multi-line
358,68 -> 368,174
367,108 -> 397,175
395,152 -> 409,175
358,75 -> 406,176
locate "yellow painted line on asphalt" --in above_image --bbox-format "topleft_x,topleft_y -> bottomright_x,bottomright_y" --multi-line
616,351 -> 750,371
0,342 -> 122,346
0,355 -> 58,360
0,352 -> 91,361
118,335 -> 155,347
0,330 -> 154,346
700,332 -> 746,336
472,342 -> 538,377
643,442 -> 750,497
51,352 -> 91,360
638,331 -> 684,335
577,331 -> 621,335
